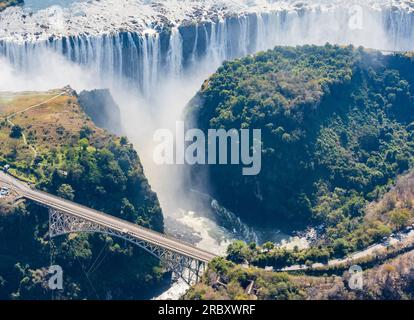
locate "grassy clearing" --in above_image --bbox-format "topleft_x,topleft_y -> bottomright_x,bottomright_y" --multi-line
0,89 -> 113,181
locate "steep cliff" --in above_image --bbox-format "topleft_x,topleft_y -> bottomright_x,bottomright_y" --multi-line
0,88 -> 164,299
186,45 -> 414,233
78,89 -> 123,135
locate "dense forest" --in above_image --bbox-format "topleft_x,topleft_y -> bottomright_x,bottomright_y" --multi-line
186,45 -> 414,255
185,45 -> 414,299
0,91 -> 165,299
185,250 -> 414,300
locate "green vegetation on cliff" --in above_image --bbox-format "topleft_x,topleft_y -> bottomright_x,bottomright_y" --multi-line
187,45 -> 414,254
185,257 -> 304,300
0,90 -> 164,299
185,250 -> 414,300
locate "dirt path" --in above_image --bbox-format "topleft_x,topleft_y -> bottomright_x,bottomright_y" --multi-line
4,90 -> 66,159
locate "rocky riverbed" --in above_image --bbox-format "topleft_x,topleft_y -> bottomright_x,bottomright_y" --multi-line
0,0 -> 413,42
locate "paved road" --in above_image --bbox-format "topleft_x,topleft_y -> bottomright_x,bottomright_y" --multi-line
0,171 -> 217,263
281,227 -> 414,272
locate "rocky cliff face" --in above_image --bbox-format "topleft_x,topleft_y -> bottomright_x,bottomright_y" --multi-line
78,89 -> 123,135
185,45 -> 414,229
0,1 -> 413,99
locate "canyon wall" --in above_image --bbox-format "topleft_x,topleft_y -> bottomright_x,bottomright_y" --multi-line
1,6 -> 413,98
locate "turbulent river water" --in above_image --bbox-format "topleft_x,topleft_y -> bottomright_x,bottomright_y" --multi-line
1,0 -> 414,298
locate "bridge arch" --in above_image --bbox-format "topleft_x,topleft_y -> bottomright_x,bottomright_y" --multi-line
48,208 -> 207,285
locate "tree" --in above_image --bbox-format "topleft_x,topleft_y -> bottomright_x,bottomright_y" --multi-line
227,241 -> 251,264
332,238 -> 349,257
262,242 -> 275,253
120,198 -> 135,220
79,125 -> 92,139
120,136 -> 128,146
209,257 -> 233,275
10,125 -> 23,139
79,138 -> 89,152
389,209 -> 411,230
57,184 -> 75,201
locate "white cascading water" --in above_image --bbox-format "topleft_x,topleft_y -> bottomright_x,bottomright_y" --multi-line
166,27 -> 184,79
1,0 -> 413,298
1,7 -> 413,99
0,3 -> 414,257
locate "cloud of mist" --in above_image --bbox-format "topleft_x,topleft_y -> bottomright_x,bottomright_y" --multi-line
1,2 -> 413,249
110,64 -> 217,215
0,46 -> 216,220
0,50 -> 102,92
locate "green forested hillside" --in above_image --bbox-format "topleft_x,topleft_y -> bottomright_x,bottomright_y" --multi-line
185,46 -> 414,300
186,45 -> 414,250
185,250 -> 414,300
0,90 -> 164,299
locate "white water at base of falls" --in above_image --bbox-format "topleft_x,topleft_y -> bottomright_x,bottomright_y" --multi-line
0,6 -> 413,256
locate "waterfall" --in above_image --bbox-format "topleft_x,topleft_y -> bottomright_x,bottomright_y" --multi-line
1,6 -> 414,98
166,27 -> 183,79
211,200 -> 259,244
1,2 -> 413,251
190,23 -> 199,64
256,13 -> 267,52
141,32 -> 160,98
238,15 -> 250,58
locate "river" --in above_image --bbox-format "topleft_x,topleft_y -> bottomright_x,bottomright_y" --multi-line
2,0 -> 413,300
22,0 -> 81,11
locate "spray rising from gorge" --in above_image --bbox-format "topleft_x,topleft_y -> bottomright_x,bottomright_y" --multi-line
1,0 -> 414,252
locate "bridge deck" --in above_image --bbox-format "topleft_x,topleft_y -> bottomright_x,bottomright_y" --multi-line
0,171 -> 217,263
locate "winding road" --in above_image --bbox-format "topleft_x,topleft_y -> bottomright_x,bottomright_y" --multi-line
281,228 -> 414,272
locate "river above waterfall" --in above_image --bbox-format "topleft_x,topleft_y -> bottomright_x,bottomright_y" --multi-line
1,0 -> 414,43
23,0 -> 81,11
1,0 -> 414,300
1,0 -> 413,256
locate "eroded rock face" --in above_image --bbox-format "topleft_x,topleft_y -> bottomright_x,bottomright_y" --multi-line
78,89 -> 123,135
0,0 -> 413,42
1,1 -> 413,100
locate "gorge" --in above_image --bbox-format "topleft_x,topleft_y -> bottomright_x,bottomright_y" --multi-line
1,0 -> 414,299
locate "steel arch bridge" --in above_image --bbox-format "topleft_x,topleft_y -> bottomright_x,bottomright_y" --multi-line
0,171 -> 217,286
48,208 -> 208,285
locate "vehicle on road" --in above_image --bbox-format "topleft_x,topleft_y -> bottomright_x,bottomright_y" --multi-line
0,186 -> 9,196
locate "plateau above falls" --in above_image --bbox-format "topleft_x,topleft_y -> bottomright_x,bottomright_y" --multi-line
1,0 -> 414,98
0,1 -> 413,42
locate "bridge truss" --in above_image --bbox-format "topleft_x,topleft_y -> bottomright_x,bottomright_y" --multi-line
48,208 -> 207,285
